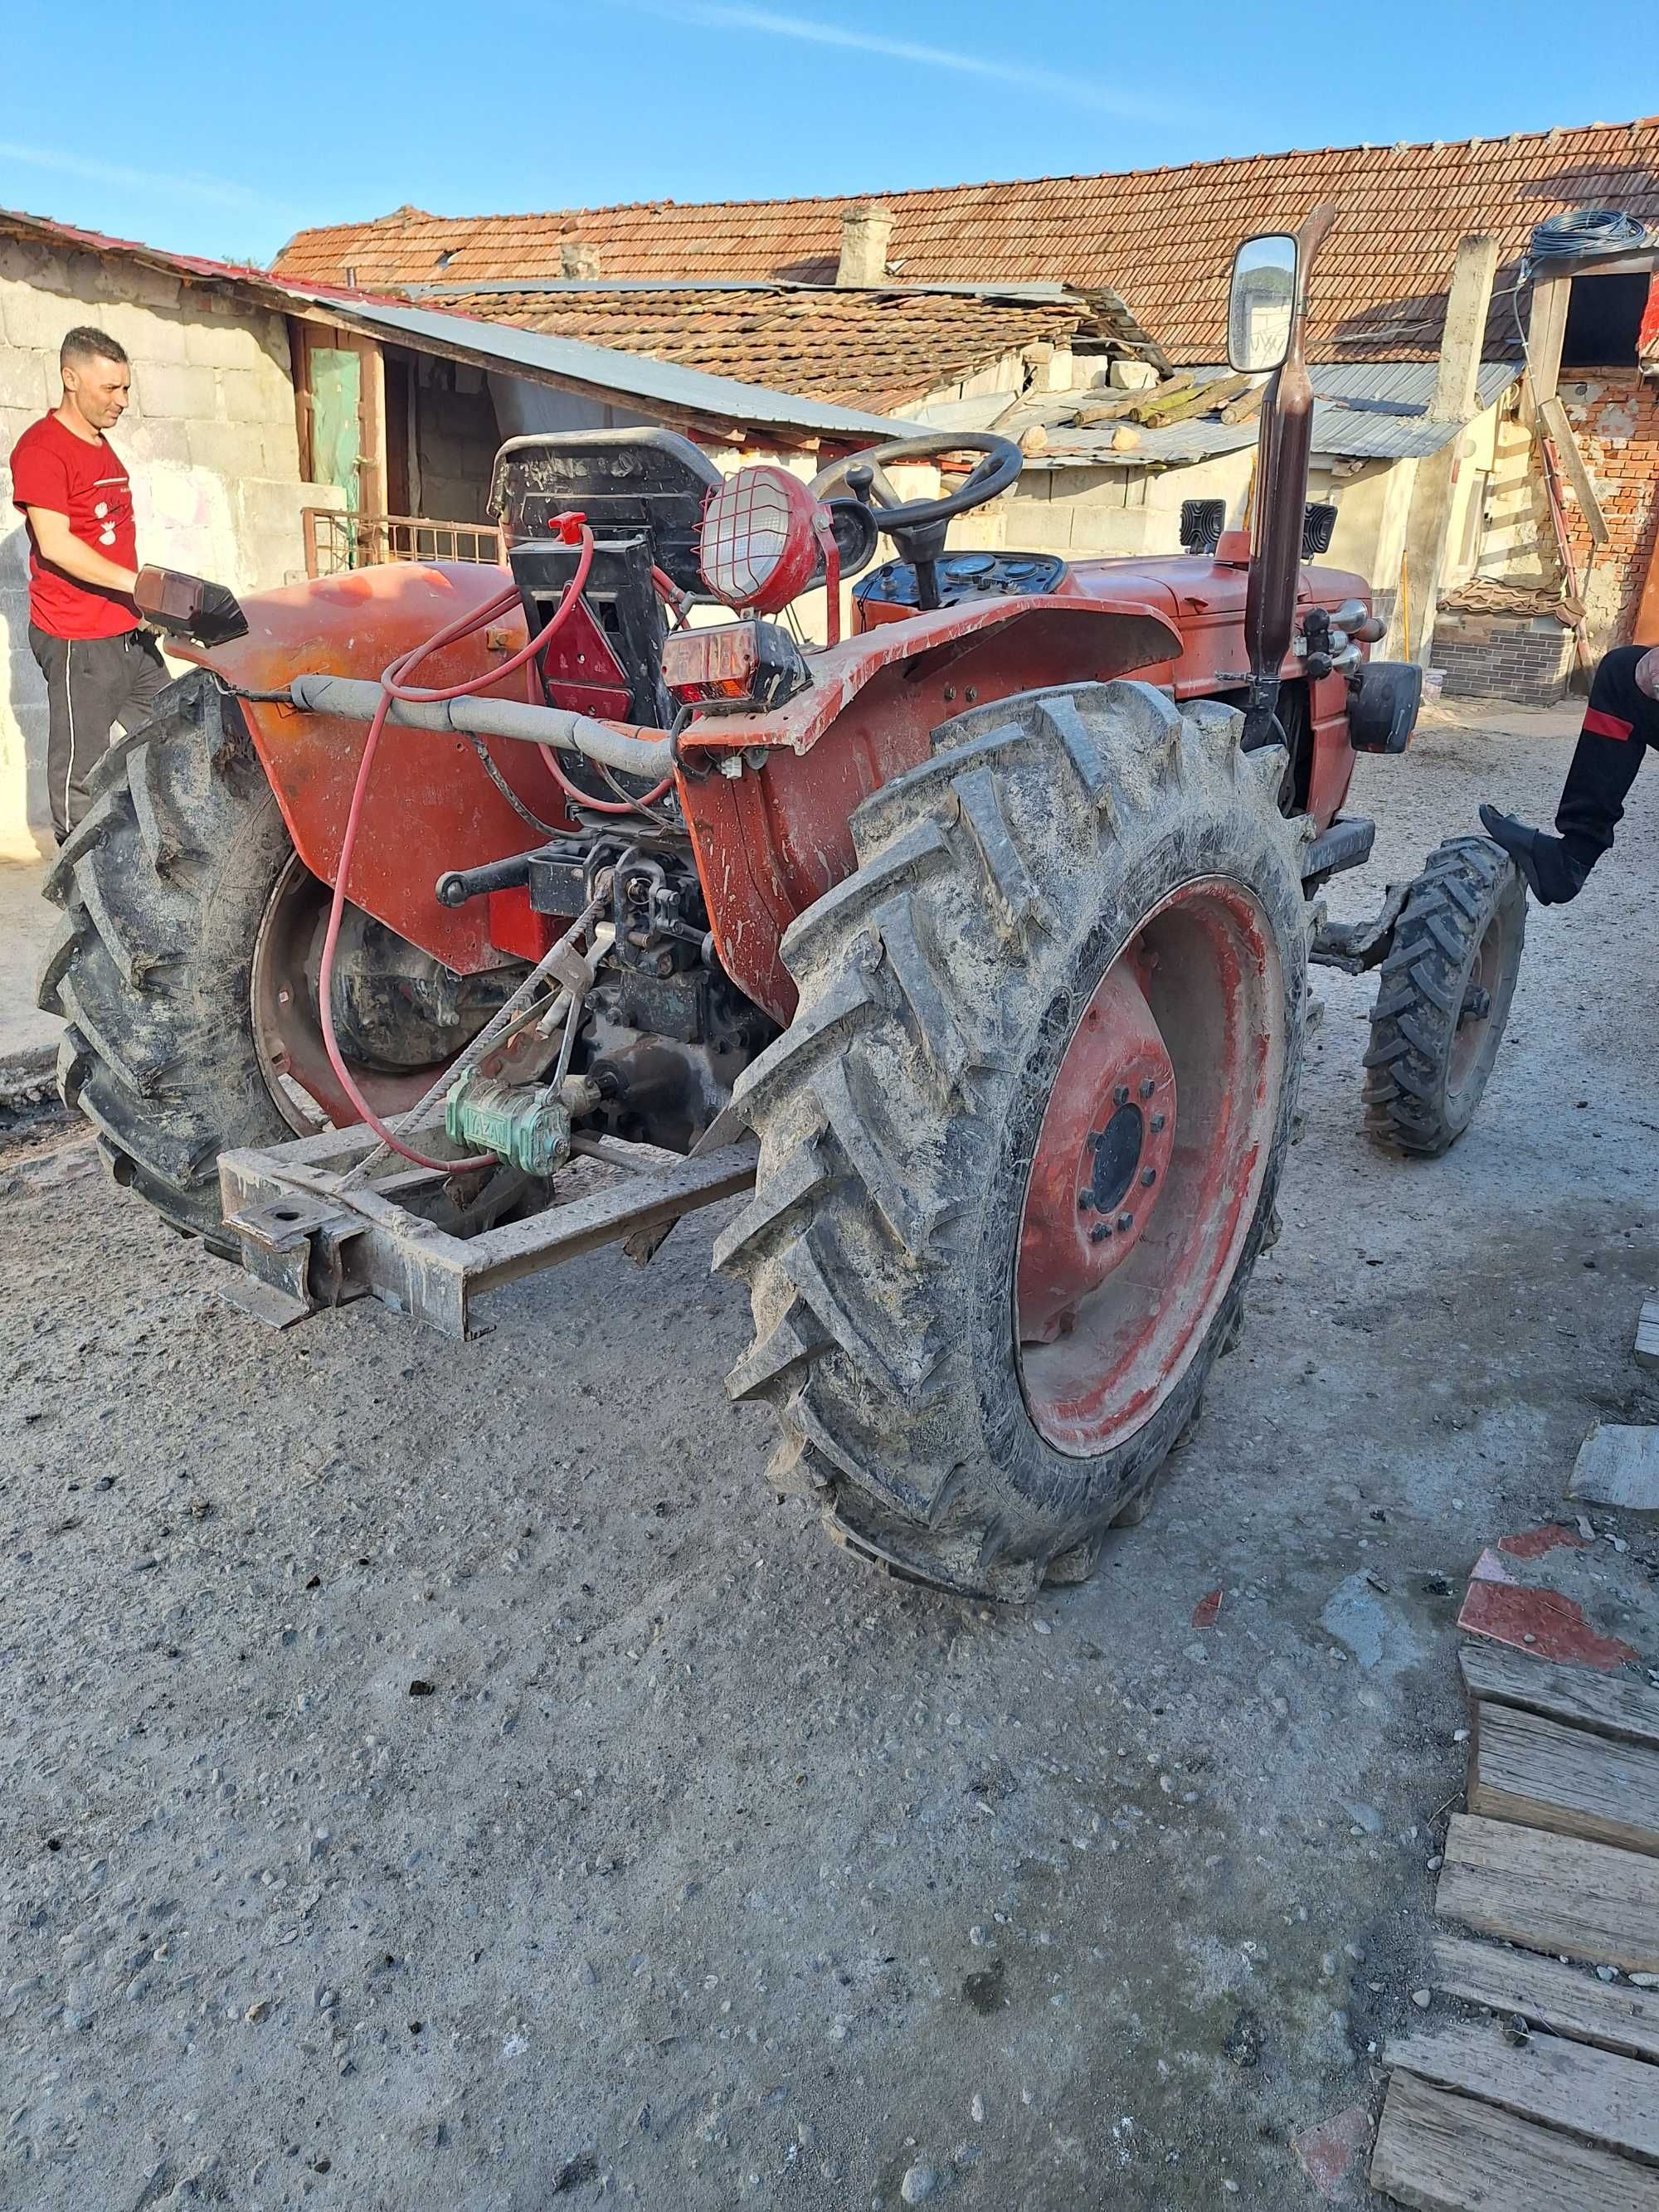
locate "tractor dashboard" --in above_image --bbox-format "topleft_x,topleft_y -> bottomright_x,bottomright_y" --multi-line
854,550 -> 1067,611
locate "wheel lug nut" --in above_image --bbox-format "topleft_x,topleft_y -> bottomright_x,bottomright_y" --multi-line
1078,1192 -> 1094,1212
1150,1113 -> 1166,1134
1113,1084 -> 1131,1106
1141,1167 -> 1157,1189
1089,1223 -> 1112,1244
1138,1078 -> 1155,1101
1117,1212 -> 1134,1232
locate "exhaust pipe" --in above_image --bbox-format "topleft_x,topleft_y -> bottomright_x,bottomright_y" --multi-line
1241,202 -> 1338,749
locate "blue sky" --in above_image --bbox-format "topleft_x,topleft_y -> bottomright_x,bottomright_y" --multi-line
0,0 -> 1652,265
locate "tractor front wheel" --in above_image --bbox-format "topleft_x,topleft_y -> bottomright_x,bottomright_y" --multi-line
1362,835 -> 1524,1158
718,680 -> 1311,1600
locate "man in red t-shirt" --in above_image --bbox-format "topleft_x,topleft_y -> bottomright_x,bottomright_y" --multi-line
11,326 -> 246,843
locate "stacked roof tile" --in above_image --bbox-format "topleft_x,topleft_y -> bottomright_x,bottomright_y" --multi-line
277,119 -> 1659,365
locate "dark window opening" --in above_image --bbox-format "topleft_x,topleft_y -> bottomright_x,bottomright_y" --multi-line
1561,272 -> 1650,367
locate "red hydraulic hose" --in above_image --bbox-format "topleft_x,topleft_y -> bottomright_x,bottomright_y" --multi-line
531,557 -> 684,814
317,526 -> 598,1171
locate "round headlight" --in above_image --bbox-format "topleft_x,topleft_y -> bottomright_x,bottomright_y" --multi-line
699,465 -> 823,613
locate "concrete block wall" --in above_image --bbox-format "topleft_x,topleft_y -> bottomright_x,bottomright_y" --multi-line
413,357 -> 501,525
1435,610 -> 1574,704
0,232 -> 321,853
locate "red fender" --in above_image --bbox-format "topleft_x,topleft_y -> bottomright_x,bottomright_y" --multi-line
177,562 -> 559,975
676,595 -> 1185,1023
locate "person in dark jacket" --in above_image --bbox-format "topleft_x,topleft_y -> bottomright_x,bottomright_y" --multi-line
1481,643 -> 1659,902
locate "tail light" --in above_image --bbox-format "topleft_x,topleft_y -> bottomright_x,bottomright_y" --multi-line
699,466 -> 825,613
661,618 -> 809,712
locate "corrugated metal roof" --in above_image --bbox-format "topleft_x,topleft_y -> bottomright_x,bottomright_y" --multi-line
281,289 -> 922,439
1027,360 -> 1520,470
1184,360 -> 1516,411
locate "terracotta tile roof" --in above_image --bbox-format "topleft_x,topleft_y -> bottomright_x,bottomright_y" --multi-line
413,285 -> 1085,413
276,119 -> 1659,363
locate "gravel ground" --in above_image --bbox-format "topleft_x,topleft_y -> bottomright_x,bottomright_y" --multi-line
2,710 -> 1657,2211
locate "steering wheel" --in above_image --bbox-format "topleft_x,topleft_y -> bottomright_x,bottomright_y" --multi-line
809,431 -> 1023,609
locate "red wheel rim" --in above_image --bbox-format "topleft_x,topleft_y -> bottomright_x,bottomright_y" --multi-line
250,851 -> 495,1134
1015,878 -> 1285,1457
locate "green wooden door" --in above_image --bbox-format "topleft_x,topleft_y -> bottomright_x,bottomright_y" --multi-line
309,348 -> 362,516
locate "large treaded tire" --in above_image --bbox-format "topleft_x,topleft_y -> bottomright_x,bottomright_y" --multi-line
1362,834 -> 1524,1159
37,672 -> 303,1252
716,680 -> 1311,1601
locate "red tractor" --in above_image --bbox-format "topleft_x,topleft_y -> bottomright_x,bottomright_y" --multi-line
42,211 -> 1524,1598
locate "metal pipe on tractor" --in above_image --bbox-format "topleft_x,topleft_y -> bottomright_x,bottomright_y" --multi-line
41,216 -> 1530,1606
1239,204 -> 1339,748
284,674 -> 678,782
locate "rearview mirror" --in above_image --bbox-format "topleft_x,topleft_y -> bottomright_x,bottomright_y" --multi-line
1228,234 -> 1297,375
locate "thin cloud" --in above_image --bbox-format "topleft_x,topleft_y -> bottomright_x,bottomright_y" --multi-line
0,140 -> 300,222
620,2 -> 1194,123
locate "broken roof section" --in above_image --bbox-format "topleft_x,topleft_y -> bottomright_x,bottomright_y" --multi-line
277,116 -> 1659,365
964,362 -> 1524,472
0,207 -> 920,447
392,280 -> 1098,416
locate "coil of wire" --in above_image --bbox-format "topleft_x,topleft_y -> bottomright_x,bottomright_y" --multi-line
1528,208 -> 1650,265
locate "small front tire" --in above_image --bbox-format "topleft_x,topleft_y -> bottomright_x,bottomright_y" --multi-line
1362,835 -> 1524,1158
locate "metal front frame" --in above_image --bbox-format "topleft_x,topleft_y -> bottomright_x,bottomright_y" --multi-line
217,1116 -> 757,1339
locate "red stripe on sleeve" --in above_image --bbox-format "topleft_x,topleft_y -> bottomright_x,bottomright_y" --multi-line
1583,707 -> 1634,741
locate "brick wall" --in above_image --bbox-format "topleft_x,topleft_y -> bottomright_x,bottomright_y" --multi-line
1558,371 -> 1659,651
0,232 -> 327,852
1434,610 -> 1575,704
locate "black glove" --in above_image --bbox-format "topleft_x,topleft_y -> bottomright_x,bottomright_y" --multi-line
134,565 -> 250,648
1478,804 -> 1590,905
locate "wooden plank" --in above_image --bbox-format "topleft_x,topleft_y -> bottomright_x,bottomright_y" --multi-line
1438,1813 -> 1659,1971
1540,395 -> 1611,547
1470,1701 -> 1659,1858
1433,1933 -> 1659,2062
1385,2020 -> 1659,2164
1462,1644 -> 1659,1754
1637,1300 -> 1659,1375
1571,1425 -> 1659,1512
1520,280 -> 1570,426
1371,2070 -> 1659,2212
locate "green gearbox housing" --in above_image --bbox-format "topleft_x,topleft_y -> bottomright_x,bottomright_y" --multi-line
445,1070 -> 572,1177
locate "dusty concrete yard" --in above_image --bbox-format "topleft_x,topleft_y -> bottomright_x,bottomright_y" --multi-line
2,708 -> 1657,2211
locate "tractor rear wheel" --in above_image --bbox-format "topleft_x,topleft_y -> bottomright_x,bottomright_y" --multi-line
718,681 -> 1311,1600
1362,835 -> 1524,1158
39,671 -> 521,1253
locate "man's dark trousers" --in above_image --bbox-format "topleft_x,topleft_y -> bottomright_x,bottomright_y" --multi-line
28,625 -> 170,843
1552,644 -> 1658,873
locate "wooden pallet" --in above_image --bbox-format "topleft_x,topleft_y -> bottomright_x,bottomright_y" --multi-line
1371,1633 -> 1659,2207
